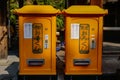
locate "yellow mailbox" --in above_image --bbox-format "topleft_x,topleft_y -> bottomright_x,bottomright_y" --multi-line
63,6 -> 108,75
14,5 -> 59,75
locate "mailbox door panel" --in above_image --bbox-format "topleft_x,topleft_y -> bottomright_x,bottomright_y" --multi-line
65,17 -> 100,74
20,17 -> 53,74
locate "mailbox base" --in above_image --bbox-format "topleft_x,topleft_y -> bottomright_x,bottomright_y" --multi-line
65,72 -> 102,75
18,75 -> 57,80
65,75 -> 101,80
19,72 -> 56,75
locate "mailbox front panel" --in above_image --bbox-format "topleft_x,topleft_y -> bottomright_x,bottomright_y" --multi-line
65,17 -> 102,75
19,16 -> 56,75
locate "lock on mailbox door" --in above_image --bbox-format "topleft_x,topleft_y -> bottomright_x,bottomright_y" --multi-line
90,38 -> 96,49
44,35 -> 49,49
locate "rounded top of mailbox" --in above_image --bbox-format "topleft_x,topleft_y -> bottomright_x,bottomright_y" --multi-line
63,5 -> 108,15
14,5 -> 60,15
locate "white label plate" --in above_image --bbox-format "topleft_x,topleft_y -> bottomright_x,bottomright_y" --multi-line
24,23 -> 32,38
71,23 -> 79,39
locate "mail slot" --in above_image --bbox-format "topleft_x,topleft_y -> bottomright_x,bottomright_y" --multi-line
27,59 -> 44,66
14,5 -> 60,75
63,6 -> 108,75
74,59 -> 90,66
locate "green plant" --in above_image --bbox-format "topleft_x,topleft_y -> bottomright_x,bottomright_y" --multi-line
9,0 -> 65,30
57,15 -> 64,30
9,0 -> 19,25
50,0 -> 65,30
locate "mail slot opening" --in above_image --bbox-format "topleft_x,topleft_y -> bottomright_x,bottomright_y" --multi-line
27,59 -> 44,66
74,59 -> 90,66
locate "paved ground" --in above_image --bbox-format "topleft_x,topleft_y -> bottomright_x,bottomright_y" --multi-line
0,42 -> 120,80
0,51 -> 19,80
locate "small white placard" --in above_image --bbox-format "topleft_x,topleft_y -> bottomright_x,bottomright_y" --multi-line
44,35 -> 49,49
45,35 -> 49,40
71,23 -> 79,39
24,23 -> 32,38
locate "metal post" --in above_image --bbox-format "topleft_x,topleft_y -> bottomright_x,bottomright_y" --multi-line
96,76 -> 99,80
49,76 -> 52,80
19,0 -> 23,8
65,0 -> 69,9
7,0 -> 11,48
70,76 -> 72,80
23,76 -> 26,80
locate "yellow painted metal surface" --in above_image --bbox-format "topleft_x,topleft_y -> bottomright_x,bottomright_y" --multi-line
14,5 -> 60,14
63,6 -> 108,75
15,5 -> 58,75
63,5 -> 108,15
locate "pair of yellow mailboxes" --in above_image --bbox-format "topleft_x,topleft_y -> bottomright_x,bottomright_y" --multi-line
14,5 -> 108,75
